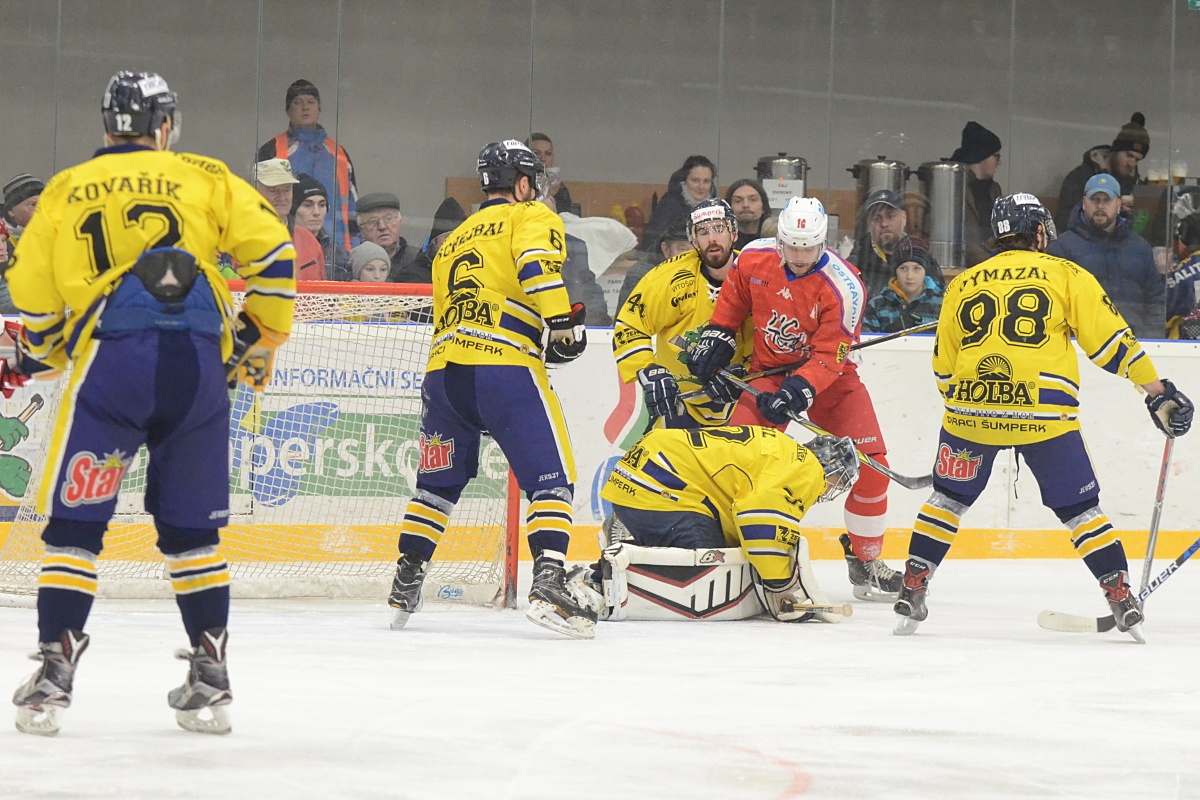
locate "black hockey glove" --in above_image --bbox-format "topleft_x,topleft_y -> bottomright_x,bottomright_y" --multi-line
687,324 -> 737,382
756,374 -> 816,426
1146,378 -> 1194,438
703,364 -> 746,406
544,303 -> 588,365
637,365 -> 682,419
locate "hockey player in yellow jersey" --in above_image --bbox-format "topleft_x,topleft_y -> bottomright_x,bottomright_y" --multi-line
8,71 -> 296,736
894,193 -> 1193,641
388,140 -> 596,639
613,198 -> 752,428
600,425 -> 860,621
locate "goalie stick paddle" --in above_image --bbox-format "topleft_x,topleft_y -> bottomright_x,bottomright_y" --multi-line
720,371 -> 934,491
1037,534 -> 1200,633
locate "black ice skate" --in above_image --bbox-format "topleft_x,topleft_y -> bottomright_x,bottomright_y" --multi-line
1099,570 -> 1145,644
168,627 -> 233,735
526,557 -> 597,640
13,629 -> 89,736
387,553 -> 428,630
840,533 -> 902,601
893,558 -> 933,636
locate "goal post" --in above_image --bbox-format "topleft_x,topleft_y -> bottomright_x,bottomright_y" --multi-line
0,280 -> 522,605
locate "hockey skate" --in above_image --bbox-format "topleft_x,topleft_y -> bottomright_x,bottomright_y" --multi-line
526,557 -> 597,640
840,533 -> 902,601
893,558 -> 933,636
168,627 -> 232,735
13,629 -> 89,736
387,553 -> 428,630
1099,570 -> 1145,644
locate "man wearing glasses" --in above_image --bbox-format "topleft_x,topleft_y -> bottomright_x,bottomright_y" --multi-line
356,193 -> 429,284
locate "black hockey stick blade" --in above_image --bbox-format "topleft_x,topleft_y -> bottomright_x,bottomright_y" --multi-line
720,371 -> 934,490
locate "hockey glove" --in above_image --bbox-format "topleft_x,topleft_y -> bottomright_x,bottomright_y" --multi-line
225,311 -> 289,391
544,303 -> 587,365
2,321 -> 56,394
756,374 -> 816,426
1146,378 -> 1194,438
703,363 -> 746,406
687,324 -> 737,382
637,365 -> 683,419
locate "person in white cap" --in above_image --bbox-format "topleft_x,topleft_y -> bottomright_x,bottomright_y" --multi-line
254,158 -> 325,281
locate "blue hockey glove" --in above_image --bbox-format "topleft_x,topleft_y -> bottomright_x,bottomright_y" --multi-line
637,365 -> 682,419
756,375 -> 816,426
687,325 -> 737,382
703,364 -> 746,406
1147,378 -> 1194,438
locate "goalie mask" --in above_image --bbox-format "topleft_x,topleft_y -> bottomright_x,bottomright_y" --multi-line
806,435 -> 860,502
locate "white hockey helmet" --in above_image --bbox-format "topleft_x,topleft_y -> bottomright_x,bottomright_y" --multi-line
776,196 -> 828,248
806,434 -> 860,502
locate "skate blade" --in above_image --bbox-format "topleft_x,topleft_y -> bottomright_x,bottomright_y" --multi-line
175,705 -> 231,735
893,615 -> 921,636
852,585 -> 899,602
389,608 -> 413,630
525,600 -> 596,640
15,704 -> 62,736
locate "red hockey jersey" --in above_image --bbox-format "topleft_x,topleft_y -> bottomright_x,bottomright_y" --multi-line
709,238 -> 866,394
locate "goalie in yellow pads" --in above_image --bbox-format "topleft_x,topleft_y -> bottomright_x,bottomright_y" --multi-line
599,425 -> 859,621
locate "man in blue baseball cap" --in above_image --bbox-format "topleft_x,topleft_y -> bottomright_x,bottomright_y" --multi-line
1046,173 -> 1164,338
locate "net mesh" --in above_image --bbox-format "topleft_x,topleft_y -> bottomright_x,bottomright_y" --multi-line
0,286 -> 516,603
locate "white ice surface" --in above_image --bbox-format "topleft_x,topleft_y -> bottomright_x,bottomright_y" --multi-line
1,560 -> 1197,800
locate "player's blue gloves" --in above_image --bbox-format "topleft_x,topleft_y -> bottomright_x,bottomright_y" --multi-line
687,325 -> 737,382
703,364 -> 746,406
545,303 -> 587,365
1146,378 -> 1194,438
637,365 -> 682,419
756,375 -> 816,426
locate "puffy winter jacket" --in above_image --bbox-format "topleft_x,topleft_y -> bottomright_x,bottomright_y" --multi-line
1054,145 -> 1140,232
259,126 -> 357,253
863,276 -> 943,333
1044,205 -> 1164,339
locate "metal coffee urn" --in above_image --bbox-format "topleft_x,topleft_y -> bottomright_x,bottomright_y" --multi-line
848,156 -> 908,236
917,160 -> 967,272
755,153 -> 808,211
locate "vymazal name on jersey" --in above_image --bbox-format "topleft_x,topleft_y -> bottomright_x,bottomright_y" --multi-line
955,265 -> 1046,289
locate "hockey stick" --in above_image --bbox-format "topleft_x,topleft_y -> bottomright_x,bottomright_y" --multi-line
676,320 -> 938,403
1037,534 -> 1200,633
720,371 -> 934,490
1139,437 -> 1173,592
793,602 -> 854,617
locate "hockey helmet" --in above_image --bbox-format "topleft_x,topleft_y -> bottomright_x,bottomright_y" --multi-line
1173,189 -> 1200,247
989,193 -> 1056,245
806,435 -> 860,502
477,140 -> 546,196
686,198 -> 737,239
776,197 -> 828,248
102,71 -> 180,148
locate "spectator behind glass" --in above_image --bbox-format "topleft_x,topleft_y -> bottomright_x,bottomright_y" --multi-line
3,173 -> 44,245
422,197 -> 467,260
542,195 -> 612,326
293,174 -> 351,281
1046,173 -> 1164,339
642,155 -> 717,255
1166,192 -> 1200,339
529,133 -> 573,215
257,79 -> 358,254
0,219 -> 14,313
949,121 -> 1003,273
725,179 -> 772,250
863,236 -> 944,333
356,192 -> 429,284
617,214 -> 693,311
253,157 -> 325,281
350,242 -> 391,282
1055,113 -> 1149,232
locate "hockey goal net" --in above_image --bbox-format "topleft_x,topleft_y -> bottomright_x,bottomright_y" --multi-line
0,281 -> 520,605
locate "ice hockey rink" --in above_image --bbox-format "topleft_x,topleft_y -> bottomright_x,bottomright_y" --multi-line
0,559 -> 1196,800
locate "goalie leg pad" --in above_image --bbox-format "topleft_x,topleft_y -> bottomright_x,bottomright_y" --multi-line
602,542 -> 763,621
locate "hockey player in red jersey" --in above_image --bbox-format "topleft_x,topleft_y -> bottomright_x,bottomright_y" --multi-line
689,196 -> 902,600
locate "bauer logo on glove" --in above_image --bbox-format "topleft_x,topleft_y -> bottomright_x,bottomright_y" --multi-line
225,310 -> 289,390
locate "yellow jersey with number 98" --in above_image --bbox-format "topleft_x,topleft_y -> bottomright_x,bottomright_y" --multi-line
935,248 -> 1158,445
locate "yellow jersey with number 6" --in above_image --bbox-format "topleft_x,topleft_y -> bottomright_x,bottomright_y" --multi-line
935,248 -> 1158,445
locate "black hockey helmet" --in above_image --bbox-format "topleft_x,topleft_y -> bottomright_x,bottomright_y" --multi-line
477,139 -> 545,194
990,192 -> 1056,246
686,198 -> 737,238
102,71 -> 180,146
1173,189 -> 1200,248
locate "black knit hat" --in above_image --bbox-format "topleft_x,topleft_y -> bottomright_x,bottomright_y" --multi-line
3,174 -> 44,212
1112,112 -> 1149,157
888,235 -> 933,272
285,79 -> 320,110
950,121 -> 1002,165
290,174 -> 328,215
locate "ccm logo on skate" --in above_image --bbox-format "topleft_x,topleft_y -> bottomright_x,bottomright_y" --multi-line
60,450 -> 133,507
934,443 -> 982,481
419,433 -> 455,472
